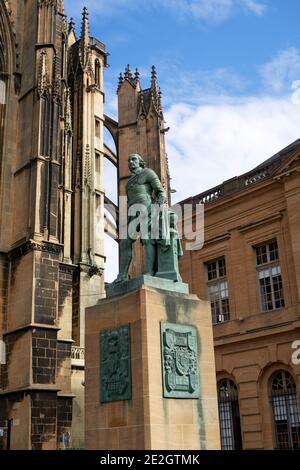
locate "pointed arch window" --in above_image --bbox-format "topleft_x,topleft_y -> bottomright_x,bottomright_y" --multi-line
0,74 -> 5,105
95,151 -> 101,190
271,370 -> 300,449
0,36 -> 7,104
218,379 -> 243,450
61,33 -> 66,78
0,78 -> 5,103
0,34 -> 7,185
95,59 -> 101,88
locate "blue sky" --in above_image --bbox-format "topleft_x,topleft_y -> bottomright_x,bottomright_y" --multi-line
66,1 -> 300,194
65,0 -> 300,280
67,0 -> 300,99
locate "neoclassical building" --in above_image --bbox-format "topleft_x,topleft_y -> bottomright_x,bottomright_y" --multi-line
0,0 -> 300,451
179,140 -> 300,450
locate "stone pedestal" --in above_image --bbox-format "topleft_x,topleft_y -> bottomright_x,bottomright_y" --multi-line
85,277 -> 220,450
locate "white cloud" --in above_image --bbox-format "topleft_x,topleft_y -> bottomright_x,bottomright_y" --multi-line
68,0 -> 266,24
103,92 -> 300,281
242,0 -> 266,15
185,0 -> 235,23
100,41 -> 300,280
182,0 -> 266,22
165,96 -> 300,203
163,67 -> 250,106
103,51 -> 300,211
261,47 -> 300,93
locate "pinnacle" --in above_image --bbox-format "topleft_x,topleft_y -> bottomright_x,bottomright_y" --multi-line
135,68 -> 140,80
69,17 -> 75,32
151,65 -> 157,80
81,5 -> 90,50
81,6 -> 90,33
151,65 -> 158,90
82,6 -> 89,19
124,64 -> 133,80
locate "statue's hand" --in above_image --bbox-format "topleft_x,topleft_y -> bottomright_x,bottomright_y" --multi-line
113,273 -> 127,284
156,194 -> 167,205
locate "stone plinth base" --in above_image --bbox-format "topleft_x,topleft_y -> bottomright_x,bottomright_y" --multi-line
85,279 -> 220,450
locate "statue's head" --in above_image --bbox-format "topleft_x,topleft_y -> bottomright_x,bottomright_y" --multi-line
128,154 -> 145,172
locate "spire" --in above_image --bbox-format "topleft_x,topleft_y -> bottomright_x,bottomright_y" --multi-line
69,17 -> 75,34
81,6 -> 90,50
117,72 -> 124,92
134,68 -> 140,82
158,88 -> 163,114
149,65 -> 162,116
80,7 -> 90,68
134,68 -> 141,89
151,65 -> 158,91
124,64 -> 133,81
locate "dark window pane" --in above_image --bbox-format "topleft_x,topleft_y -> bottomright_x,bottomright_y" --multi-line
207,259 -> 226,280
256,245 -> 268,265
218,380 -> 243,450
208,262 -> 217,280
207,259 -> 229,324
208,280 -> 230,324
258,266 -> 284,312
218,259 -> 226,277
271,371 -> 300,450
269,241 -> 279,262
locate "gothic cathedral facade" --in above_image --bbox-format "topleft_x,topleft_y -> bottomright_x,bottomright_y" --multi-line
0,0 -> 170,449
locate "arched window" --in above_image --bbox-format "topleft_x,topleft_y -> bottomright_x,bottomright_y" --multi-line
271,370 -> 300,449
0,36 -> 6,104
61,34 -> 66,78
0,74 -> 5,105
218,379 -> 243,450
0,77 -> 5,99
0,32 -> 5,70
0,33 -> 7,185
102,125 -> 118,282
95,59 -> 101,88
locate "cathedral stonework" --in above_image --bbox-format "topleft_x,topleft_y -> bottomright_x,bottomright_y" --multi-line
0,0 -> 170,449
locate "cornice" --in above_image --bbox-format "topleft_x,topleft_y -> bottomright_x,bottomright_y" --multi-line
8,239 -> 64,260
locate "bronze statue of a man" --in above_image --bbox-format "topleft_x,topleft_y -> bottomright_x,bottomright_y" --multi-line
115,154 -> 182,283
115,154 -> 167,283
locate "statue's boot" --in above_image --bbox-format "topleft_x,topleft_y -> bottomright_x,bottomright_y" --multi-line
144,242 -> 156,277
113,239 -> 133,283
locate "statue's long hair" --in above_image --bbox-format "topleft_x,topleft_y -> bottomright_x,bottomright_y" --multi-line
129,153 -> 146,168
138,156 -> 146,168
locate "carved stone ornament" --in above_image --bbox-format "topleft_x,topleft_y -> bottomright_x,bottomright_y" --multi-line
99,325 -> 131,403
161,322 -> 200,399
8,240 -> 63,260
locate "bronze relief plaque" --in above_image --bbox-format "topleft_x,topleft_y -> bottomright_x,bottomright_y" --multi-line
161,322 -> 199,399
100,324 -> 131,403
